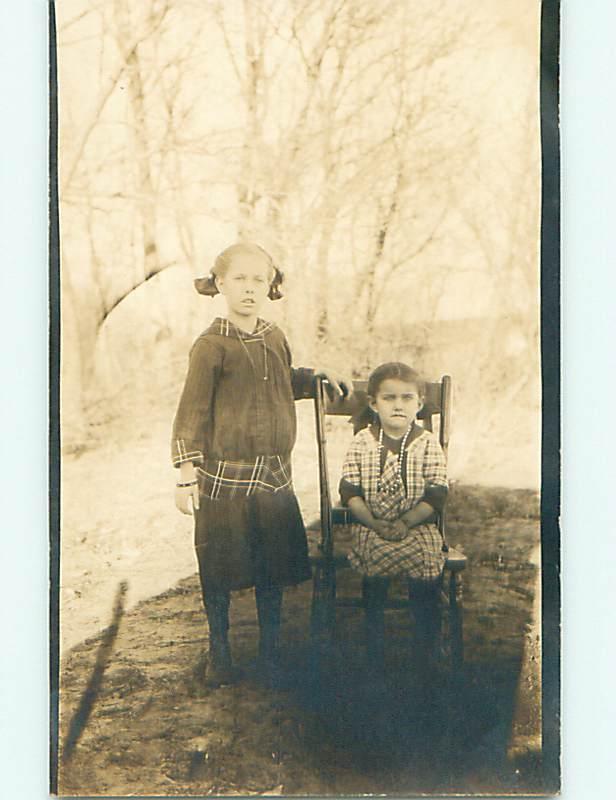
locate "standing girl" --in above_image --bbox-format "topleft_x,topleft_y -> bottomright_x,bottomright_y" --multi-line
339,362 -> 448,676
172,242 -> 350,688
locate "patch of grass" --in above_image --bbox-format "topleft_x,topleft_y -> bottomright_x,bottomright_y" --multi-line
448,483 -> 539,523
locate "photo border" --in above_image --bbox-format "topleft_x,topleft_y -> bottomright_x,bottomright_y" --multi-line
49,2 -> 61,793
539,0 -> 561,791
47,0 -> 563,793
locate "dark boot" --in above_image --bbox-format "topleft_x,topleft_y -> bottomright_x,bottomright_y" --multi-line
201,585 -> 238,687
255,583 -> 284,689
205,640 -> 236,687
362,577 -> 389,676
409,578 -> 442,683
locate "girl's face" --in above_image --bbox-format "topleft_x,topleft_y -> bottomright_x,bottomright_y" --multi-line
370,378 -> 423,436
215,253 -> 272,319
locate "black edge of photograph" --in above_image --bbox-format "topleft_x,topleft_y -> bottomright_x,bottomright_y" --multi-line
49,0 -> 560,796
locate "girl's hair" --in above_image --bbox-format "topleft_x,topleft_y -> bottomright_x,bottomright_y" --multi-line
367,361 -> 426,399
194,242 -> 284,300
352,362 -> 425,433
213,242 -> 275,279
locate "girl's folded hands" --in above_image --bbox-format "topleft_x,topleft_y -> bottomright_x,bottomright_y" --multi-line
373,518 -> 408,542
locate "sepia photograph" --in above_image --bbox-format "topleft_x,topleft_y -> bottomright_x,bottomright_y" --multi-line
50,0 -> 558,795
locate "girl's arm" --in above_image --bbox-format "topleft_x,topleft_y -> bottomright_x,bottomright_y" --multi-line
401,436 -> 448,530
400,501 -> 435,529
172,336 -> 222,514
282,338 -> 316,399
347,497 -> 392,537
172,337 -> 222,467
312,364 -> 354,399
175,461 -> 200,515
340,436 -> 385,534
340,435 -> 400,540
348,498 -> 408,541
289,365 -> 352,400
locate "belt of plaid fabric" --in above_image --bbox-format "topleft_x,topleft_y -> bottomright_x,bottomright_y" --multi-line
196,455 -> 293,499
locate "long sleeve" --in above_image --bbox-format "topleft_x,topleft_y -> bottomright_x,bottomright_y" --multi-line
282,337 -> 315,399
421,435 -> 448,512
171,337 -> 223,467
290,367 -> 316,400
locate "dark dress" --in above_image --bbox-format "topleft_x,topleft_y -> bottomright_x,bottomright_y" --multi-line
172,317 -> 314,591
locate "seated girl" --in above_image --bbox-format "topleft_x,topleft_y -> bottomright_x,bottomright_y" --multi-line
339,362 -> 448,677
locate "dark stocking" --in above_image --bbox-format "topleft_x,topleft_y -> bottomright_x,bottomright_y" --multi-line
408,577 -> 442,672
255,583 -> 283,662
196,551 -> 234,683
362,576 -> 389,671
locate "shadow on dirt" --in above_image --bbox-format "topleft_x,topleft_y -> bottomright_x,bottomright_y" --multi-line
57,486 -> 547,796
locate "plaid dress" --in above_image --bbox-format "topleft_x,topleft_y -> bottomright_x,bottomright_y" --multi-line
172,318 -> 314,590
340,424 -> 448,579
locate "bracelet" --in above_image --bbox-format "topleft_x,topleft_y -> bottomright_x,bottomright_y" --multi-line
176,480 -> 198,488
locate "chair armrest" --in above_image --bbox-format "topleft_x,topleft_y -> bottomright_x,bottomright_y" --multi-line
445,547 -> 467,572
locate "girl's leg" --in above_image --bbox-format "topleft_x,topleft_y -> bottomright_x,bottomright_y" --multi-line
255,582 -> 283,686
408,577 -> 442,675
362,576 -> 389,673
196,548 -> 235,686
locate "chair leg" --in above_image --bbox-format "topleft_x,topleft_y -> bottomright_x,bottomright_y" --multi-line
310,562 -> 336,641
310,566 -> 323,639
440,570 -> 466,761
449,571 -> 464,672
310,562 -> 337,701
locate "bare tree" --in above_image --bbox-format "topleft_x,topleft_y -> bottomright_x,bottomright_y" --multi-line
204,0 -> 475,353
58,0 -> 213,426
57,0 -> 537,453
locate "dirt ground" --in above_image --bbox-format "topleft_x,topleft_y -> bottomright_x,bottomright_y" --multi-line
56,483 -> 544,796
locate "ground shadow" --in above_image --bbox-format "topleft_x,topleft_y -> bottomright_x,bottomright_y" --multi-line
58,487 -> 544,796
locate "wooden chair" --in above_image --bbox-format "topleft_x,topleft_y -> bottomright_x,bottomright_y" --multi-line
308,375 -> 467,675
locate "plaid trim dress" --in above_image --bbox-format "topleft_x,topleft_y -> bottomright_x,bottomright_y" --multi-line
340,424 -> 448,580
172,318 -> 315,590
